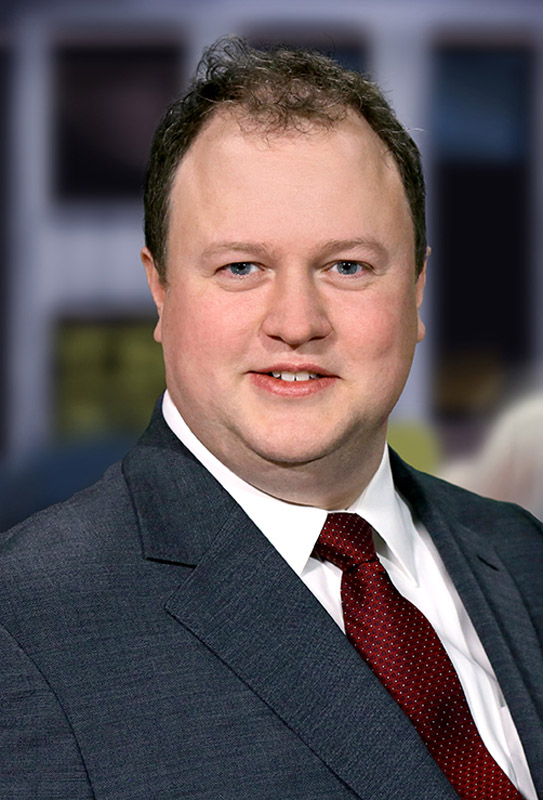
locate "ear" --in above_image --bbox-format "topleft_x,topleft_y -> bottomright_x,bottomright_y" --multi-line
141,247 -> 166,343
415,247 -> 429,344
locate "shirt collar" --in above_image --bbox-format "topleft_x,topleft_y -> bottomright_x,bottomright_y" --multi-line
162,390 -> 416,580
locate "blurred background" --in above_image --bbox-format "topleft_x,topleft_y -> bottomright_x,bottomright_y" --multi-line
0,0 -> 542,528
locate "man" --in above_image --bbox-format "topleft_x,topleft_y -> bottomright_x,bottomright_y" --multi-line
1,37 -> 542,799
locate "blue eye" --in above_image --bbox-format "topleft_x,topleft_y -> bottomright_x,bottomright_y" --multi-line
332,260 -> 366,276
225,262 -> 259,276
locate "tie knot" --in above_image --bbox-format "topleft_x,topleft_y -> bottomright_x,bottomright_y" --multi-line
315,512 -> 376,571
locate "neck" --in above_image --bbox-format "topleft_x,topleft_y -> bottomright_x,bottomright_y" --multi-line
214,436 -> 386,511
162,391 -> 387,510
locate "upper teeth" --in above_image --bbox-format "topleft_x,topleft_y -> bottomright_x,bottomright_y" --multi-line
271,371 -> 319,381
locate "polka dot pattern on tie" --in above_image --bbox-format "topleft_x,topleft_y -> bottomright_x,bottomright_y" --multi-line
315,512 -> 523,800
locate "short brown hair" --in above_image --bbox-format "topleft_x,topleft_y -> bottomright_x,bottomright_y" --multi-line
143,35 -> 426,281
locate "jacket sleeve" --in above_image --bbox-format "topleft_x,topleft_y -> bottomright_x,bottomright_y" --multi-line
0,624 -> 94,799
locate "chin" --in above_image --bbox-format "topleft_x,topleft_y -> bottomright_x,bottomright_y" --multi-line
240,428 -> 352,468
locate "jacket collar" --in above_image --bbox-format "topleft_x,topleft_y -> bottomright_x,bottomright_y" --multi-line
122,401 -> 246,565
390,450 -> 543,792
123,409 -> 503,571
122,411 -> 461,796
123,407 -> 543,797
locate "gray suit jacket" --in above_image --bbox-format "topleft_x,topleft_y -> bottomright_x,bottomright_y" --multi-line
1,405 -> 542,799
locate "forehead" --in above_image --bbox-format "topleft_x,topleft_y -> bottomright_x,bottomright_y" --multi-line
176,107 -> 399,185
167,109 -> 413,259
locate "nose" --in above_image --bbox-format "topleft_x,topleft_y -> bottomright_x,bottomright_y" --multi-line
261,270 -> 332,346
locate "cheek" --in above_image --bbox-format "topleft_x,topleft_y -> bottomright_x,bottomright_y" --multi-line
161,293 -> 250,375
343,294 -> 419,397
350,300 -> 418,359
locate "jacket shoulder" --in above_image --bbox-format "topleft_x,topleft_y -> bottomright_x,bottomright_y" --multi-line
417,467 -> 542,540
391,451 -> 543,620
390,448 -> 543,535
0,461 -> 136,574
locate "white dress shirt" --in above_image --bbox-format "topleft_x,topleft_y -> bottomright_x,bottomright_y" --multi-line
162,390 -> 535,799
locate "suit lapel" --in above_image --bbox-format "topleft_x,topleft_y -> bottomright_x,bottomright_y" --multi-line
124,411 -> 542,797
123,413 -> 458,799
391,451 -> 543,795
164,505 -> 457,800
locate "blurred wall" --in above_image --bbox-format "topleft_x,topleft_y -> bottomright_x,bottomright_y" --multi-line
0,0 -> 542,527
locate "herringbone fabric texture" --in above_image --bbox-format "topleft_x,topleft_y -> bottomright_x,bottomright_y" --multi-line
315,512 -> 522,800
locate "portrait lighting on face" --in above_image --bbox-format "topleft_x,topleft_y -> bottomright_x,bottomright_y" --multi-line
141,37 -> 427,509
142,111 -> 426,509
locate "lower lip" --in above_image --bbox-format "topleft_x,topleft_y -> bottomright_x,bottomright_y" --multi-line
249,373 -> 337,397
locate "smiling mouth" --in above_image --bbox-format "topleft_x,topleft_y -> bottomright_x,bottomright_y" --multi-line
268,371 -> 321,382
249,369 -> 335,395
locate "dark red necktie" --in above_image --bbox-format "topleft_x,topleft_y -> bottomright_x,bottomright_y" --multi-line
315,512 -> 523,800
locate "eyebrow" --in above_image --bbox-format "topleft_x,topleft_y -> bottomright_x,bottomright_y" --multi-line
201,237 -> 389,261
315,238 -> 389,260
201,241 -> 270,260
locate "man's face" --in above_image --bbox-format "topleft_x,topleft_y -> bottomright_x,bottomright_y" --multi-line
143,111 -> 426,486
